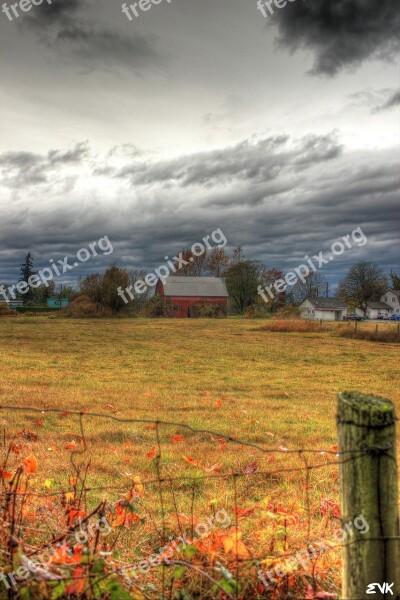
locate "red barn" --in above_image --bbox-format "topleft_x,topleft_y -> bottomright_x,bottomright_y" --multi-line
156,276 -> 228,318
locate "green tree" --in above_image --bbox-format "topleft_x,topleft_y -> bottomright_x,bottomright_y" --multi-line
389,271 -> 400,290
80,266 -> 129,314
19,252 -> 36,305
33,281 -> 56,305
225,259 -> 263,314
80,274 -> 103,305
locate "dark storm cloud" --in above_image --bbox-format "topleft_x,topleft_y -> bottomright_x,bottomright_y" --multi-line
373,89 -> 400,112
20,0 -> 163,71
0,136 -> 398,285
117,133 -> 342,187
272,0 -> 400,76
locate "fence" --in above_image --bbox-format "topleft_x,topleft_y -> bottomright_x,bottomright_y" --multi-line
0,392 -> 399,599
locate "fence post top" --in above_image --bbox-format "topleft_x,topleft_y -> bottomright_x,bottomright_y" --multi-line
337,391 -> 396,427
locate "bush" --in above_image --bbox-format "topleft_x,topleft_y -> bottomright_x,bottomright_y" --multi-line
193,303 -> 227,318
140,295 -> 175,318
244,304 -> 272,319
274,304 -> 301,319
259,319 -> 324,333
0,305 -> 16,317
15,307 -> 55,314
60,295 -> 113,318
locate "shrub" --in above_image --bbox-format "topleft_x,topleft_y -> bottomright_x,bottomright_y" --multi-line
244,304 -> 272,319
0,305 -> 16,317
274,304 -> 301,319
140,295 -> 175,317
61,295 -> 113,318
193,303 -> 227,318
259,319 -> 324,333
15,306 -> 55,314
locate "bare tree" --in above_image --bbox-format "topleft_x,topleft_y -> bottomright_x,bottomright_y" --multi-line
207,248 -> 230,277
173,249 -> 209,276
289,272 -> 327,304
338,261 -> 387,315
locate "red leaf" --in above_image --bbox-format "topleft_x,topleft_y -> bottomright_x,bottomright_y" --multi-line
147,446 -> 157,459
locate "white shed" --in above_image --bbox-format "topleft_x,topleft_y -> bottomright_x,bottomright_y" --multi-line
300,298 -> 348,321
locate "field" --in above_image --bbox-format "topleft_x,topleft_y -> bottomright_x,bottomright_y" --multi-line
0,317 -> 398,599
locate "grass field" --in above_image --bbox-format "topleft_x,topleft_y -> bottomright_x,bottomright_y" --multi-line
0,317 -> 398,598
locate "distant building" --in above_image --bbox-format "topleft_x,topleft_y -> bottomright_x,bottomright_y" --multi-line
47,298 -> 69,309
380,289 -> 400,315
156,276 -> 228,318
353,291 -> 399,318
355,302 -> 392,319
300,297 -> 347,321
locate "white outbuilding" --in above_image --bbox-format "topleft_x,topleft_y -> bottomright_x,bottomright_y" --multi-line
300,298 -> 348,321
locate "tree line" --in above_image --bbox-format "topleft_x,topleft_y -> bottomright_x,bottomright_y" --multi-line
3,250 -> 399,317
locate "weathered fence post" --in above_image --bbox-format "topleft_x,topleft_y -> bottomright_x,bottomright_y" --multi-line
337,392 -> 400,600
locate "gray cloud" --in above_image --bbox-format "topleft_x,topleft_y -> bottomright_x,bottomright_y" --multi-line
373,89 -> 400,112
116,133 -> 342,187
0,142 -> 89,188
271,0 -> 400,76
0,137 -> 398,285
20,0 -> 164,72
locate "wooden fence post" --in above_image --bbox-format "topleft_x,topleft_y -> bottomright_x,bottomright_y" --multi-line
337,392 -> 400,599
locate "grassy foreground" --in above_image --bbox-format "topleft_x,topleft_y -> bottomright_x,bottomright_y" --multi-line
0,317 -> 398,598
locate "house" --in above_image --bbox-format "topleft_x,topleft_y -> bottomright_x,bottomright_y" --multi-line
354,291 -> 399,318
380,289 -> 400,315
356,302 -> 392,320
300,297 -> 347,321
156,276 -> 228,318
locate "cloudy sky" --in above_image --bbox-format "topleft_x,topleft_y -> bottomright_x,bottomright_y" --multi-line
0,0 -> 399,287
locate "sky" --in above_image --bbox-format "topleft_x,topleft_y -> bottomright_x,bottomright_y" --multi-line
0,0 -> 399,288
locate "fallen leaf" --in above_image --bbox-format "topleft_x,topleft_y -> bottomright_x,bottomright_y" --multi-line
23,454 -> 38,475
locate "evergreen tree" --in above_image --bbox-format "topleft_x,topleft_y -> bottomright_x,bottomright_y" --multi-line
19,253 -> 36,305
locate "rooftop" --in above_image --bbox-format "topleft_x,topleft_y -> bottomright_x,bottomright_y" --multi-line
306,297 -> 347,310
162,276 -> 229,298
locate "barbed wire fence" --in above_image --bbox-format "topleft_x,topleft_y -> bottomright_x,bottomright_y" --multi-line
0,392 -> 399,599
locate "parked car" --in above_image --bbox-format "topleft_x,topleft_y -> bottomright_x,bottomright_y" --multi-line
389,314 -> 400,321
343,313 -> 365,322
377,313 -> 390,320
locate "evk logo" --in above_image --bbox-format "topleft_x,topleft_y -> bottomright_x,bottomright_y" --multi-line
366,582 -> 394,595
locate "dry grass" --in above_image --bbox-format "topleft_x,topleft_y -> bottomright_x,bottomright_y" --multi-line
338,324 -> 400,343
259,318 -> 326,333
0,316 -> 397,598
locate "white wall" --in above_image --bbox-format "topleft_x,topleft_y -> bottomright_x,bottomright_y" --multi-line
381,291 -> 400,313
315,309 -> 345,321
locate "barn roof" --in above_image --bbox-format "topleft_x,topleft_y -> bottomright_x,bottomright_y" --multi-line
162,276 -> 228,298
